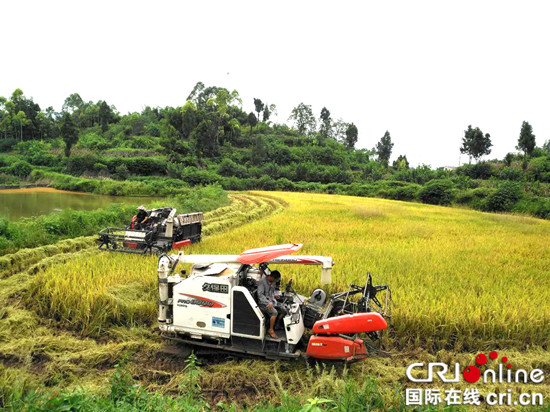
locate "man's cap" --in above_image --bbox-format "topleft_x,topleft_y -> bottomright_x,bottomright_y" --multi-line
138,205 -> 146,210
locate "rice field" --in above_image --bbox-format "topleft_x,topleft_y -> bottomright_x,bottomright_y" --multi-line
189,192 -> 550,351
25,191 -> 549,349
1,190 -> 549,408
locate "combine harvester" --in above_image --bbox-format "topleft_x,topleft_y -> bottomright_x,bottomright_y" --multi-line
97,207 -> 203,255
157,243 -> 391,362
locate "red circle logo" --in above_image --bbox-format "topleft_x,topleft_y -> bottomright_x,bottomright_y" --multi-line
463,366 -> 481,383
476,353 -> 487,365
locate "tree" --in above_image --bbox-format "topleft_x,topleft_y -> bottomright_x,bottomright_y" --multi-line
251,136 -> 267,165
392,154 -> 409,170
376,130 -> 394,165
460,125 -> 492,162
288,103 -> 316,136
62,93 -> 84,114
344,123 -> 358,149
516,120 -> 536,157
192,117 -> 219,158
14,111 -> 29,141
253,98 -> 264,122
187,82 -> 228,110
0,112 -> 11,139
247,112 -> 258,134
98,101 -> 118,132
9,89 -> 41,139
181,101 -> 198,139
319,107 -> 332,139
60,112 -> 79,158
187,82 -> 205,102
332,119 -> 349,143
262,103 -> 276,123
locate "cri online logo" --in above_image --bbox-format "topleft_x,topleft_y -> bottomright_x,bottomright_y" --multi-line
406,351 -> 545,384
464,351 -> 510,383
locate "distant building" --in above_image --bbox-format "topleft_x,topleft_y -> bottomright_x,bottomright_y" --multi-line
443,166 -> 457,171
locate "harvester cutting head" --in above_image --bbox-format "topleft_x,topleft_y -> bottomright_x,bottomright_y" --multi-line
157,244 -> 391,362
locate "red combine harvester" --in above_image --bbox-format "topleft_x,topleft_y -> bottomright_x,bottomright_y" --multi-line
157,243 -> 391,362
97,208 -> 203,255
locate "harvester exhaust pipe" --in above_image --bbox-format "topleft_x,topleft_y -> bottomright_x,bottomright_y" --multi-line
164,208 -> 177,239
157,254 -> 172,323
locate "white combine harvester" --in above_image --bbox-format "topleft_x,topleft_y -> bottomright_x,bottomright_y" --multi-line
157,243 -> 391,361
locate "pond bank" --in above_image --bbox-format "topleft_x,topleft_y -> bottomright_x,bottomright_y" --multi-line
0,184 -> 49,190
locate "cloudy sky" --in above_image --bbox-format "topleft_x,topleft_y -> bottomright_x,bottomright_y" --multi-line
1,1 -> 549,167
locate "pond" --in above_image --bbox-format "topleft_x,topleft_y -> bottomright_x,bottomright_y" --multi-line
0,187 -> 158,220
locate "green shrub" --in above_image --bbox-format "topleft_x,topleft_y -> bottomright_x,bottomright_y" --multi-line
450,175 -> 478,190
525,156 -> 550,182
514,197 -> 550,219
218,158 -> 248,178
388,185 -> 420,201
126,135 -> 159,149
106,157 -> 167,176
484,181 -> 522,212
9,161 -> 33,178
457,162 -> 494,179
15,140 -> 57,166
0,138 -> 17,152
68,154 -> 101,175
114,164 -> 130,181
419,179 -> 454,205
181,167 -> 221,186
258,175 -> 277,191
0,173 -> 20,186
78,132 -> 111,151
498,166 -> 523,181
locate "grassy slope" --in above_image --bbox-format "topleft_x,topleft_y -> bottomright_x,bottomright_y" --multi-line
1,192 -> 548,409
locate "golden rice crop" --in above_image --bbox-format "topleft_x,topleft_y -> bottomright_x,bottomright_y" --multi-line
28,191 -> 549,350
188,191 -> 550,351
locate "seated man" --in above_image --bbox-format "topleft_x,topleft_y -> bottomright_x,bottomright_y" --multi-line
257,266 -> 283,339
135,205 -> 149,230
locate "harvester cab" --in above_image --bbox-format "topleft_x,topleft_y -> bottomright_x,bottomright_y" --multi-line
157,243 -> 392,362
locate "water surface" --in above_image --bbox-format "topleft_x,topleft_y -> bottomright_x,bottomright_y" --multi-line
0,188 -> 157,220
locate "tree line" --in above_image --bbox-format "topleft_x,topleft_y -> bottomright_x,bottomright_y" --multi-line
2,85 -> 547,170
1,82 -> 548,219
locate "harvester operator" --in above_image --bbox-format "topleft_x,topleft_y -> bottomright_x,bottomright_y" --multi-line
257,266 -> 283,339
136,205 -> 150,229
